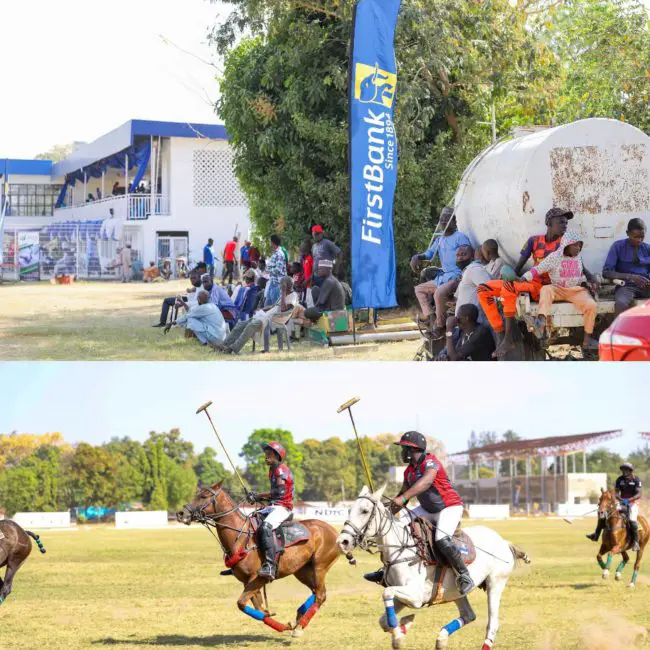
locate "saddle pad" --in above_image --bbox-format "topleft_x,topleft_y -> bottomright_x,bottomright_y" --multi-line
411,518 -> 476,566
454,530 -> 476,565
276,522 -> 310,549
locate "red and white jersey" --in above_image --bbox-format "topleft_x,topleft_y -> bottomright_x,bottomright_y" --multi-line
269,463 -> 294,510
404,453 -> 462,514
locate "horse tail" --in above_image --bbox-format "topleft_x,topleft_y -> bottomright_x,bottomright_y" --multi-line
509,543 -> 530,566
25,531 -> 47,554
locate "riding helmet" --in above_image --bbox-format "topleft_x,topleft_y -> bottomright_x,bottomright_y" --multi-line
393,431 -> 427,451
261,441 -> 286,461
620,462 -> 634,472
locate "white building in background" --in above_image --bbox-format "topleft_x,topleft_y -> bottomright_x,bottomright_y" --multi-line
0,119 -> 250,280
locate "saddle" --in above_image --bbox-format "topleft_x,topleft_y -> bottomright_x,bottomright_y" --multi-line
410,517 -> 476,567
252,513 -> 311,552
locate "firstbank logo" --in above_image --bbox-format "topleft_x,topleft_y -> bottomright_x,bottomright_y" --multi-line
354,63 -> 396,108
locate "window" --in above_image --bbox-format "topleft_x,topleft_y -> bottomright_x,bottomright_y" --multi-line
5,184 -> 63,217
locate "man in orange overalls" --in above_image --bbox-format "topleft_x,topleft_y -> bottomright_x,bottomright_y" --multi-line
476,207 -> 571,358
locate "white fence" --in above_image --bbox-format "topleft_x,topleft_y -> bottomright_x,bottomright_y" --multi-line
556,503 -> 598,518
115,511 -> 169,529
13,512 -> 71,528
54,194 -> 170,222
467,504 -> 511,520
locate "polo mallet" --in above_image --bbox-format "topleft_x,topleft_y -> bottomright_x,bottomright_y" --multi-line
562,507 -> 600,525
337,397 -> 374,492
196,401 -> 248,494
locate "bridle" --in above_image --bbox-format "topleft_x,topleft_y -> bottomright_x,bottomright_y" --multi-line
341,495 -> 418,573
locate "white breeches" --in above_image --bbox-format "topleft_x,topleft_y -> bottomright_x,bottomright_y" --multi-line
260,505 -> 291,530
408,504 -> 464,542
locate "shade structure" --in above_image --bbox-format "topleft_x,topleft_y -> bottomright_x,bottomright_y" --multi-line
449,430 -> 623,463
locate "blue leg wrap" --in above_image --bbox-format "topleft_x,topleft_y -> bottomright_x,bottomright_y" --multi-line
243,605 -> 266,621
384,597 -> 398,629
297,594 -> 316,617
443,618 -> 465,636
616,560 -> 627,573
605,555 -> 613,569
597,558 -> 606,570
632,570 -> 639,584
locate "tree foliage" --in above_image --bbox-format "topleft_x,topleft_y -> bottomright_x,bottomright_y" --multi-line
213,0 -> 649,301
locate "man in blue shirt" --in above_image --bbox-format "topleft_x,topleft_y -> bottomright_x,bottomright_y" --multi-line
412,206 -> 472,334
602,218 -> 650,315
203,238 -> 214,277
201,273 -> 235,312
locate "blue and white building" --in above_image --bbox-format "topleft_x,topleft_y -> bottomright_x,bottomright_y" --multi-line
1,119 -> 250,280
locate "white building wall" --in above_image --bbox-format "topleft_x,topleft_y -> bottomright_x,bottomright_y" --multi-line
140,137 -> 250,267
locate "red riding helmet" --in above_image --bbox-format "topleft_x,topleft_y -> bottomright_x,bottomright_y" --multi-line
393,431 -> 427,451
261,441 -> 286,462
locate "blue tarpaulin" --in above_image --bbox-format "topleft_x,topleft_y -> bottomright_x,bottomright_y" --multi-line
349,0 -> 401,309
65,140 -> 152,187
129,140 -> 151,192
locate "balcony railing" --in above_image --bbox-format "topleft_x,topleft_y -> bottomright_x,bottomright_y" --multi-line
54,194 -> 170,221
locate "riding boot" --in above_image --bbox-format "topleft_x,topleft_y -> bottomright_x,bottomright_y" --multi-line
220,568 -> 234,576
363,568 -> 385,585
257,523 -> 277,581
630,522 -> 640,552
586,517 -> 605,542
436,537 -> 475,596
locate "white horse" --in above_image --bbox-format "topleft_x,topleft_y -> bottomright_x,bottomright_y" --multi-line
337,485 -> 530,650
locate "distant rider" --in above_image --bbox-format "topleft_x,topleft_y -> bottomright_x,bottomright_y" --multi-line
364,431 -> 474,595
586,462 -> 642,551
247,441 -> 295,580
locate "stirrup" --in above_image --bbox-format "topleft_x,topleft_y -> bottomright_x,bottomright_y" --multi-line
363,569 -> 385,584
258,562 -> 276,581
457,573 -> 474,596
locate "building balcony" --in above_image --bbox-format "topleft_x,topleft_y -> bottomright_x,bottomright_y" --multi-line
54,194 -> 170,222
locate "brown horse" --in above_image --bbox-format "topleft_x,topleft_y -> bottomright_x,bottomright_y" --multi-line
595,488 -> 648,588
0,520 -> 46,604
177,482 -> 348,636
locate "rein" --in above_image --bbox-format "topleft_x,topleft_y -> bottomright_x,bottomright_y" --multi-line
342,496 -> 418,572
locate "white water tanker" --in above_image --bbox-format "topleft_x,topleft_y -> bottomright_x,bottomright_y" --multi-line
454,118 -> 650,273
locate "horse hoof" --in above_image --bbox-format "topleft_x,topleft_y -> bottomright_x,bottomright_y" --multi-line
615,572 -> 622,581
602,570 -> 610,579
291,627 -> 304,638
627,582 -> 636,589
436,630 -> 449,650
391,637 -> 404,650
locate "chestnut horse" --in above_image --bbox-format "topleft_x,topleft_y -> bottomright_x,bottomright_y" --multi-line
177,482 -> 348,636
0,520 -> 46,604
595,488 -> 648,588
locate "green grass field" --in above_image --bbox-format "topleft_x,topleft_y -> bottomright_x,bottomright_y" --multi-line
0,281 -> 420,361
2,520 -> 649,650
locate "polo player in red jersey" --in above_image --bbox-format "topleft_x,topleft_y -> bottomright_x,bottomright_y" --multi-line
247,441 -> 295,581
364,431 -> 474,595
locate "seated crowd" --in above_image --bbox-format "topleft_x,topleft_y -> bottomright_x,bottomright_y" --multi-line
412,206 -> 650,361
153,225 -> 350,355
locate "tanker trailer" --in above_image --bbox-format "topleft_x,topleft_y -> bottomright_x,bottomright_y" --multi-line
454,117 -> 650,359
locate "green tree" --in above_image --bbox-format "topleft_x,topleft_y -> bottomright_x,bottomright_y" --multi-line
301,438 -> 357,504
34,142 -> 75,162
587,448 -> 625,485
146,429 -> 194,465
146,439 -> 169,511
0,466 -> 40,516
166,461 -> 198,511
65,443 -> 121,508
194,447 -> 229,486
240,429 -> 304,495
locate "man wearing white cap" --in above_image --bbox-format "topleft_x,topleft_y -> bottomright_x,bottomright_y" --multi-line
303,259 -> 345,322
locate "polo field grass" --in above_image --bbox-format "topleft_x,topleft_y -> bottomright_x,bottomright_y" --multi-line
3,520 -> 649,649
0,281 -> 420,361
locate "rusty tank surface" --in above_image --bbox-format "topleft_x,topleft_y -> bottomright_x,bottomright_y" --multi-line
454,118 -> 650,273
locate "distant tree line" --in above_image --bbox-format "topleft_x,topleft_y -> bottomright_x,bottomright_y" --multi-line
0,429 -> 646,516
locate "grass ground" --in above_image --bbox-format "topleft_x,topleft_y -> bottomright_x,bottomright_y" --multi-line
0,281 -> 421,361
3,520 -> 649,649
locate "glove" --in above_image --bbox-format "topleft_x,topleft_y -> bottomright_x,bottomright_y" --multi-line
621,499 -> 629,506
247,491 -> 258,504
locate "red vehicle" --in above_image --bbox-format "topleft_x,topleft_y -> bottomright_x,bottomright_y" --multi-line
599,300 -> 650,361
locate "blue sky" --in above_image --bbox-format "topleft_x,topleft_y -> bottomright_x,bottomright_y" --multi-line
0,363 -> 646,461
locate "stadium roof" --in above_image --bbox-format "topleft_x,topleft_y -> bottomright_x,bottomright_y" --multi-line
449,430 -> 623,462
1,159 -> 53,177
53,119 -> 229,177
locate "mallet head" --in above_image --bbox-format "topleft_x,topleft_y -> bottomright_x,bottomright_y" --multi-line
196,401 -> 213,415
337,397 -> 360,413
